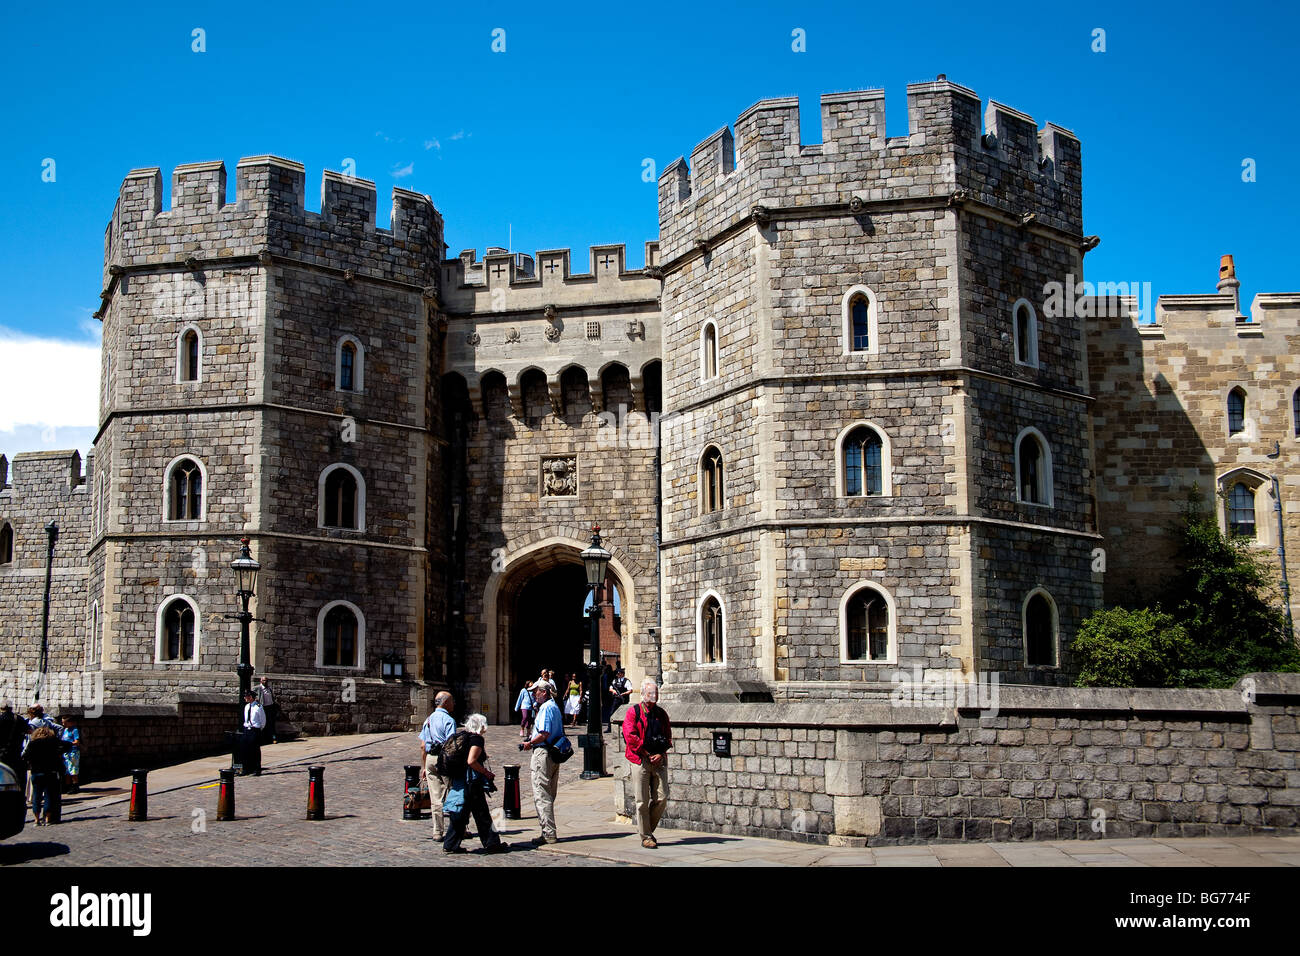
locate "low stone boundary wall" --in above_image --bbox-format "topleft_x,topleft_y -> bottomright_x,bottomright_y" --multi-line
50,677 -> 433,781
269,676 -> 428,738
63,693 -> 237,780
614,674 -> 1300,845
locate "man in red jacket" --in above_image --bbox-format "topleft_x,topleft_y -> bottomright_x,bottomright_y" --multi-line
622,678 -> 671,848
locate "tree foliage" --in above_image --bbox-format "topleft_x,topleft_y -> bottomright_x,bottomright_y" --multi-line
1073,607 -> 1193,687
1074,491 -> 1300,687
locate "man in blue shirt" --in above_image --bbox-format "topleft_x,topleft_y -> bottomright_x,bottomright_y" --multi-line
522,682 -> 564,845
418,692 -> 457,839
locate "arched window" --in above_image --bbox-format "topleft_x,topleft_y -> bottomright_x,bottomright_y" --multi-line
698,592 -> 725,665
480,370 -> 508,419
1228,482 -> 1256,538
320,464 -> 363,531
1015,428 -> 1052,506
1023,590 -> 1058,667
336,335 -> 364,393
841,285 -> 879,355
159,597 -> 196,662
842,426 -> 884,496
700,446 -> 724,514
1228,388 -> 1246,436
0,523 -> 12,565
850,295 -> 870,351
340,342 -> 356,390
178,327 -> 201,382
842,584 -> 893,662
87,601 -> 100,667
166,457 -> 204,521
318,601 -> 365,669
701,322 -> 719,381
1013,298 -> 1038,367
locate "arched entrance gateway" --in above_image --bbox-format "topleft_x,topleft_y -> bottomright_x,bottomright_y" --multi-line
481,536 -> 642,723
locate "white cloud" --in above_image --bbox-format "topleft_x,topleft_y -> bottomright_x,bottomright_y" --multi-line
450,130 -> 466,141
391,161 -> 415,179
0,325 -> 100,435
424,139 -> 440,151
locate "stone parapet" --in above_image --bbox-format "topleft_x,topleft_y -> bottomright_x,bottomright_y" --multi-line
627,675 -> 1300,845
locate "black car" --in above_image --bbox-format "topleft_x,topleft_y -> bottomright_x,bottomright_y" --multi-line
0,761 -> 25,839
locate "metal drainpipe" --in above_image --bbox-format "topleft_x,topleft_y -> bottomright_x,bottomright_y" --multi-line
37,520 -> 59,702
654,432 -> 664,685
1273,476 -> 1295,642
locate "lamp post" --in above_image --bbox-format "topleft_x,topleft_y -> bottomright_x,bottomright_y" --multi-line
230,537 -> 260,705
580,524 -> 611,780
1272,475 -> 1295,642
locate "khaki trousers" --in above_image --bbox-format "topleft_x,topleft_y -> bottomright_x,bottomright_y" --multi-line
629,759 -> 669,838
424,752 -> 449,836
530,746 -> 559,840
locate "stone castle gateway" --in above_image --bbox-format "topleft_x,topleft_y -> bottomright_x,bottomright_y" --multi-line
3,78 -> 1299,843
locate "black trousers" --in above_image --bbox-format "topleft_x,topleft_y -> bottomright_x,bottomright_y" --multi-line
442,784 -> 500,852
261,706 -> 278,744
238,729 -> 262,774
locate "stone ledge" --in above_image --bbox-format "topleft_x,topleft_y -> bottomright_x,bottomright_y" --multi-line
666,702 -> 955,728
959,684 -> 1252,716
179,691 -> 235,706
1243,673 -> 1300,702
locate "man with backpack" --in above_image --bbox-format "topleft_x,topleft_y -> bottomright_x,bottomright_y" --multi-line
418,692 -> 456,840
521,680 -> 570,845
622,678 -> 672,848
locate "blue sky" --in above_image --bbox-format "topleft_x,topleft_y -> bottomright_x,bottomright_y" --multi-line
0,0 -> 1295,455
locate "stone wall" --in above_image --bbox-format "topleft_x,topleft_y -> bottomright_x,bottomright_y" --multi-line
1089,285 -> 1300,611
442,244 -> 663,722
62,694 -> 237,780
0,450 -> 94,678
656,82 -> 1098,697
86,158 -> 444,731
616,674 -> 1300,844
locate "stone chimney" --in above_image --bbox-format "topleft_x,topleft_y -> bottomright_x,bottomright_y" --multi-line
1218,254 -> 1245,320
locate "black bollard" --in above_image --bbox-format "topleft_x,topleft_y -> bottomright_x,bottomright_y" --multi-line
403,765 -> 423,820
217,768 -> 235,821
306,765 -> 325,820
127,769 -> 148,822
503,764 -> 521,820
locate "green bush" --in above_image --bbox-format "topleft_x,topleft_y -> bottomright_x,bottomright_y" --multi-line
1073,607 -> 1193,687
1074,492 -> 1300,688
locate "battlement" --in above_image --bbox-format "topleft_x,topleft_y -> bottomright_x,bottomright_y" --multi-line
657,78 -> 1082,261
0,450 -> 89,495
104,158 -> 443,291
441,242 -> 661,314
1085,259 -> 1300,337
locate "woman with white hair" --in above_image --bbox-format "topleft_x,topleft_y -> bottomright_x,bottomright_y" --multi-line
441,713 -> 506,854
622,677 -> 672,848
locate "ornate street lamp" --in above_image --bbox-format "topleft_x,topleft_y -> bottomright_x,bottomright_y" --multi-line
580,524 -> 612,779
230,537 -> 260,705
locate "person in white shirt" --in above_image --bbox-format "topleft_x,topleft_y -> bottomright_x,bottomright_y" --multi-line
241,690 -> 266,775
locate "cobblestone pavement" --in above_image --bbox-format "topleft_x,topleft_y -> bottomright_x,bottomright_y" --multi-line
0,726 -> 617,867
2,726 -> 1298,867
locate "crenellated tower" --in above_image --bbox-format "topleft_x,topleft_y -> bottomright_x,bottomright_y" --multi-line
656,78 -> 1099,699
92,157 -> 446,729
